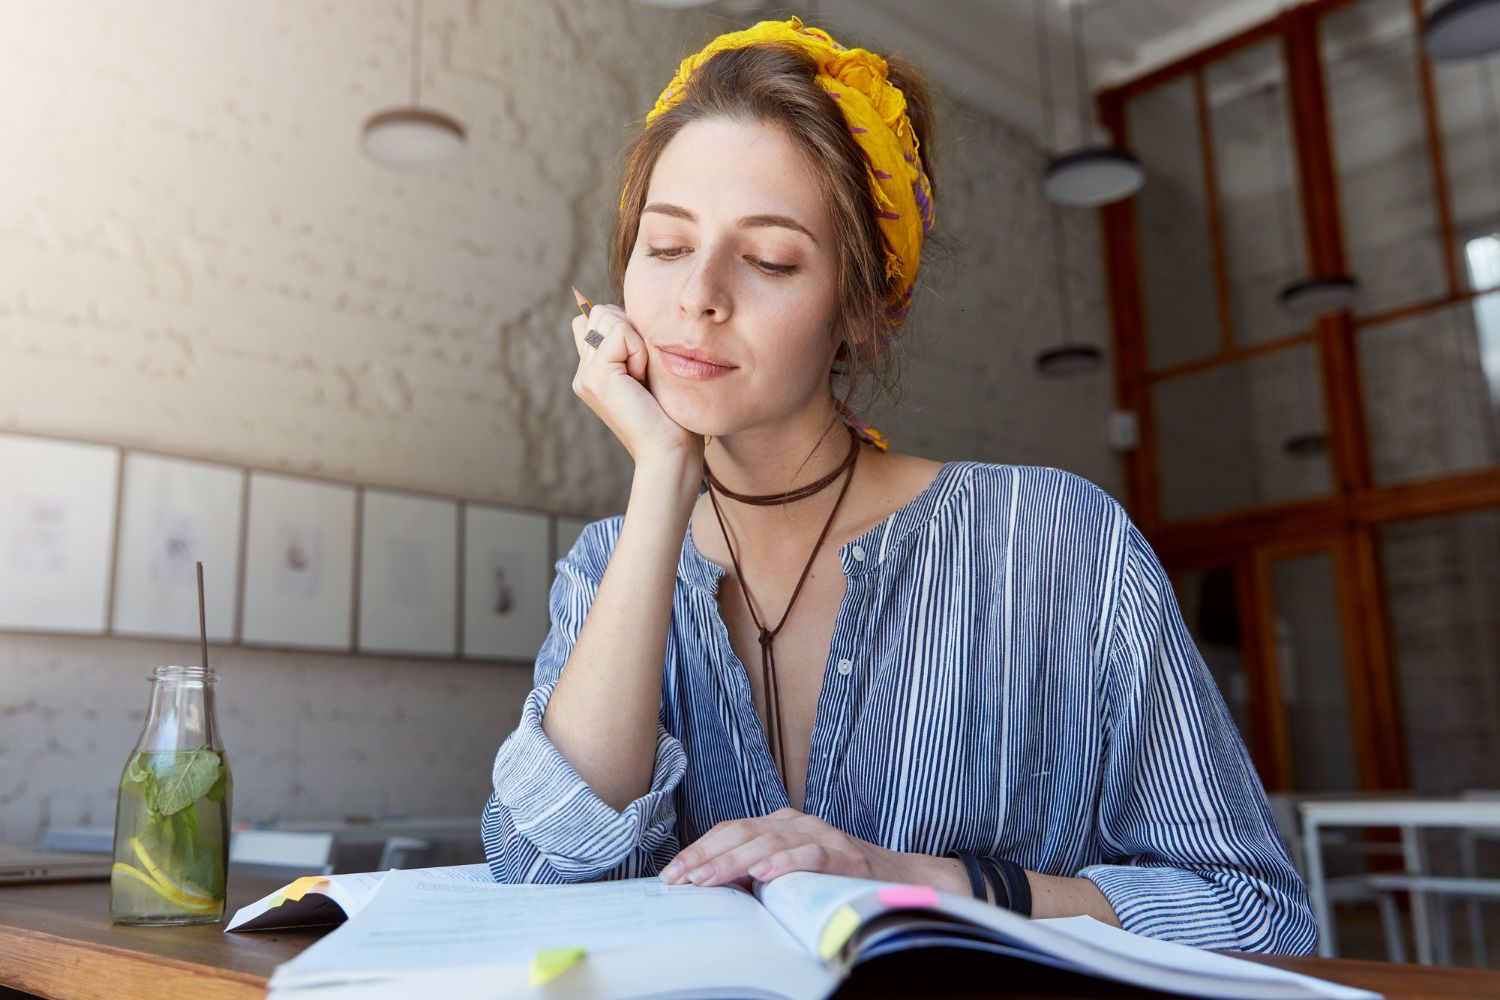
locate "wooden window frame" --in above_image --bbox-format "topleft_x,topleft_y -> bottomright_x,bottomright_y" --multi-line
1096,0 -> 1500,791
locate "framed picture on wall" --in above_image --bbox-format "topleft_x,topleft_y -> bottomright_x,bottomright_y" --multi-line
357,490 -> 458,657
0,434 -> 119,633
462,506 -> 550,662
241,472 -> 357,651
112,453 -> 244,641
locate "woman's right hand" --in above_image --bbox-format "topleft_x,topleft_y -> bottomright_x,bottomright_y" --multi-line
570,295 -> 703,470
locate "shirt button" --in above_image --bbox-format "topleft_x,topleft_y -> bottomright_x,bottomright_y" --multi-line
836,658 -> 853,675
851,544 -> 866,563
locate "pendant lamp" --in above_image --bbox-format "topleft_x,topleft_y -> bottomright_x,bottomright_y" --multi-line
361,0 -> 466,169
1032,0 -> 1103,378
1259,82 -> 1359,316
1042,0 -> 1145,207
1281,331 -> 1329,459
1423,0 -> 1500,61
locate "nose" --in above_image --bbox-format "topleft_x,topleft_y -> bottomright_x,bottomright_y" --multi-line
678,243 -> 733,323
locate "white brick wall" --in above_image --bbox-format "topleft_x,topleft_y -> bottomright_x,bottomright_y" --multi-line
0,0 -> 1120,846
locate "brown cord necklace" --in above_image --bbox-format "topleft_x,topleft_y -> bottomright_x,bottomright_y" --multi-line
704,426 -> 861,787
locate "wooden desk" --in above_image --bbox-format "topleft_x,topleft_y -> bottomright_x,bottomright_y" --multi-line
5,877 -> 1500,999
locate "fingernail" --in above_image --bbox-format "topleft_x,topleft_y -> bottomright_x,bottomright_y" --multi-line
662,861 -> 683,881
686,865 -> 712,885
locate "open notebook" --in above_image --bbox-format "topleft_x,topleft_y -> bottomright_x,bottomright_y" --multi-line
235,866 -> 1376,1000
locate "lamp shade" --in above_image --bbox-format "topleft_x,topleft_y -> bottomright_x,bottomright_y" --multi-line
1276,275 -> 1359,317
1282,431 -> 1329,458
1035,344 -> 1104,378
1423,0 -> 1500,61
1043,147 -> 1145,207
361,108 -> 466,169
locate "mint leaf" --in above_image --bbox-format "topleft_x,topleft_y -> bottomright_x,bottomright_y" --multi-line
205,765 -> 229,804
126,753 -> 151,786
152,749 -> 221,817
121,752 -> 160,815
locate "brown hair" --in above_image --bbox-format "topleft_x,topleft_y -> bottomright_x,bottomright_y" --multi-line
607,30 -> 941,424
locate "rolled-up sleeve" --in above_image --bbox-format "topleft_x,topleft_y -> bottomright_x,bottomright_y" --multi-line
1077,520 -> 1317,955
481,521 -> 687,883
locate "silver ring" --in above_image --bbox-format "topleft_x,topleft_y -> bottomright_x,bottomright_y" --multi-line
584,330 -> 604,349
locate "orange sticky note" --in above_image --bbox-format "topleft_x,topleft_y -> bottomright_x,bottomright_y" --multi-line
281,876 -> 331,902
878,885 -> 940,910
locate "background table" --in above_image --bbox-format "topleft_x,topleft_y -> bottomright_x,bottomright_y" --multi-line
6,876 -> 1500,999
1300,798 -> 1500,962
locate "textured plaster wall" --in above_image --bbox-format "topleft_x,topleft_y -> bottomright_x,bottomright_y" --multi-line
0,0 -> 1121,846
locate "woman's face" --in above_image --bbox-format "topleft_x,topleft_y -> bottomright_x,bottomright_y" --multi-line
623,117 -> 842,438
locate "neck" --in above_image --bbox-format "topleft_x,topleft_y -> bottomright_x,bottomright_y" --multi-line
705,405 -> 852,493
701,403 -> 864,540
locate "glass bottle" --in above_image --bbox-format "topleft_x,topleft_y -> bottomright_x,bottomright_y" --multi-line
109,665 -> 232,925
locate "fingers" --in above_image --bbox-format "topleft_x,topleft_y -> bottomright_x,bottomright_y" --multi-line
686,832 -> 804,887
746,843 -> 838,882
623,326 -> 648,382
662,818 -> 766,885
571,306 -> 623,361
662,811 -> 847,887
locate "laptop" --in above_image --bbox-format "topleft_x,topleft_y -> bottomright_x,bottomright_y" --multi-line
0,845 -> 113,883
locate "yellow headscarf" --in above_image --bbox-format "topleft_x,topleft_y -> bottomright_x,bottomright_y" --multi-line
636,16 -> 935,330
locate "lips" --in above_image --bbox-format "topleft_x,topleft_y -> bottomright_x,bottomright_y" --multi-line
657,344 -> 736,368
656,345 -> 737,381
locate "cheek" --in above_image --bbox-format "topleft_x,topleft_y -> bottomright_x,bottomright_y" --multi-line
621,260 -> 658,326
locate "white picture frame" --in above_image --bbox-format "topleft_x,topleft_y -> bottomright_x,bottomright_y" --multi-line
112,453 -> 244,641
241,472 -> 357,650
358,490 -> 458,657
462,506 -> 551,662
0,434 -> 119,633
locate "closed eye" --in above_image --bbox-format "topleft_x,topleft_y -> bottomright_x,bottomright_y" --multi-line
644,246 -> 797,277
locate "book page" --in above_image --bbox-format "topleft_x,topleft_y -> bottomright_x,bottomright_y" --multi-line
323,862 -> 493,916
757,873 -> 1375,1000
754,871 -> 888,958
226,862 -> 493,931
270,870 -> 837,999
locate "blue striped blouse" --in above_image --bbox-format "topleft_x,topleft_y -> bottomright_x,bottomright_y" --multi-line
481,461 -> 1317,955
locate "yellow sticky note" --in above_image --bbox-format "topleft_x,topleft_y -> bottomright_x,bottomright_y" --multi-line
817,905 -> 861,961
529,946 -> 587,988
281,876 -> 331,902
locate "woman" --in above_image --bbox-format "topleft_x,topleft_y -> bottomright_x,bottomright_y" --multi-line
481,17 -> 1315,955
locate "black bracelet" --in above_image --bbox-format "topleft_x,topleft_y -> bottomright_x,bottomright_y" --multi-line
976,856 -> 1011,910
947,850 -> 986,901
992,857 -> 1032,917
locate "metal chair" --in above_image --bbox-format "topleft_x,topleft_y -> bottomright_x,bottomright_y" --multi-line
228,830 -> 336,883
376,836 -> 433,870
1269,793 -> 1406,961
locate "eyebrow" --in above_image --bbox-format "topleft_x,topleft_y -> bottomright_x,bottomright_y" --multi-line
641,202 -> 818,245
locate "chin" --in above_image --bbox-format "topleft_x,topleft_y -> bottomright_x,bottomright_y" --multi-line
655,385 -> 744,438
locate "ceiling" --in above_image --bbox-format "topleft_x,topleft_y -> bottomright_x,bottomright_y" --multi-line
814,0 -> 1289,148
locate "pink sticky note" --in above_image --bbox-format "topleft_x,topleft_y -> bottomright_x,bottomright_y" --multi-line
878,885 -> 940,910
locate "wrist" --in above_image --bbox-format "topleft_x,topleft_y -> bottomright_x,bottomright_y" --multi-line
630,452 -> 703,511
878,849 -> 972,897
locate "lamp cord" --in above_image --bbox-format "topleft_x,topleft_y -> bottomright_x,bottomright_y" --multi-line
409,0 -> 424,107
1035,0 -> 1074,356
1070,0 -> 1094,147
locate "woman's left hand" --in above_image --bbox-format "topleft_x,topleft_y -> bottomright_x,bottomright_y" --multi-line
660,808 -> 903,887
